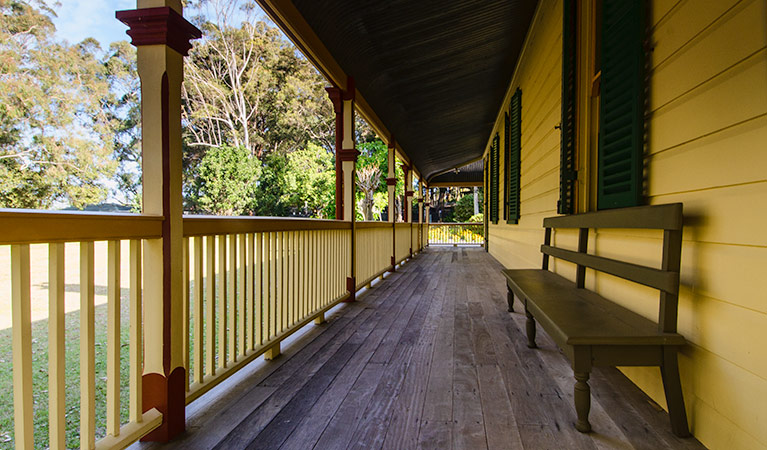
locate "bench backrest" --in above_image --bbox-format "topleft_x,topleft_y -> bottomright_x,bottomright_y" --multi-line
540,203 -> 683,334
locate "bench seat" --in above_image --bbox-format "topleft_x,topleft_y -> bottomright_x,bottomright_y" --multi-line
502,269 -> 685,347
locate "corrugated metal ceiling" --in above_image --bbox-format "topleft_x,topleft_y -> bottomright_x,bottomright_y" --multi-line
290,0 -> 538,182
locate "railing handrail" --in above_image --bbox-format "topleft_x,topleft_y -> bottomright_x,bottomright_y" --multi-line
429,222 -> 481,226
0,209 -> 163,244
182,215 -> 351,236
356,221 -> 393,229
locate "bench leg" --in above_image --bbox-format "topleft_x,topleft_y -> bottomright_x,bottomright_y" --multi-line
661,347 -> 691,437
525,309 -> 537,348
574,371 -> 592,433
507,287 -> 514,312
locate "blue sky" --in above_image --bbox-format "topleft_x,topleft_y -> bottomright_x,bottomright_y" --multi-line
52,0 -> 135,46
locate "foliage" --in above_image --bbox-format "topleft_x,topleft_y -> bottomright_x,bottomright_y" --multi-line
190,145 -> 260,215
181,3 -> 333,159
454,190 -> 483,222
282,142 -> 335,218
0,0 -> 122,208
469,213 -> 483,222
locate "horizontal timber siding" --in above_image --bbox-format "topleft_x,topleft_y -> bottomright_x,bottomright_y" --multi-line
485,0 -> 767,449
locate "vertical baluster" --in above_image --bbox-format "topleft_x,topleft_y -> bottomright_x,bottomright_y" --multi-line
282,231 -> 288,331
238,234 -> 246,357
319,231 -> 325,306
218,235 -> 227,369
107,240 -> 121,436
255,233 -> 263,346
246,233 -> 255,352
193,237 -> 204,385
286,232 -> 292,327
269,232 -> 276,339
129,240 -> 142,423
182,237 -> 189,392
228,234 -> 236,363
300,231 -> 306,319
48,243 -> 65,448
278,232 -> 285,333
80,241 -> 95,449
291,232 -> 297,325
205,236 -> 216,377
11,244 -> 33,449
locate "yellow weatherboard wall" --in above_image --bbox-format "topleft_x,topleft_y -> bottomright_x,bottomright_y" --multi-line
485,0 -> 767,449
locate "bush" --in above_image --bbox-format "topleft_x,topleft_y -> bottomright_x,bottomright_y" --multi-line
453,191 -> 482,222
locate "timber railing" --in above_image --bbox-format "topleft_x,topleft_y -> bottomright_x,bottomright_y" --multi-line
0,209 -> 164,450
428,222 -> 484,245
0,210 -> 427,449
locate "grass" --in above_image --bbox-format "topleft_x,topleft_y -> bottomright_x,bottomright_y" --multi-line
0,291 -> 132,449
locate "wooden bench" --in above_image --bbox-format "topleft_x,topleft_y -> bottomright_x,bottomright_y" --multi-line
501,203 -> 690,437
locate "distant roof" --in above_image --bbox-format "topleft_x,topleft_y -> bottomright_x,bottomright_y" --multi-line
428,160 -> 483,187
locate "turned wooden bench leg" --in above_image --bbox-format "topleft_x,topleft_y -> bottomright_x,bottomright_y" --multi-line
661,347 -> 691,437
525,309 -> 537,348
574,371 -> 592,433
507,287 -> 514,312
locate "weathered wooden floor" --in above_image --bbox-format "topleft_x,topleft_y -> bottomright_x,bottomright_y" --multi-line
135,247 -> 706,450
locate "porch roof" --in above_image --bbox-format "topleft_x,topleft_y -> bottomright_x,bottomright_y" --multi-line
258,0 -> 538,182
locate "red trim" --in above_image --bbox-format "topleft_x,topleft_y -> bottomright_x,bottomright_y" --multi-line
116,7 -> 201,56
417,198 -> 424,203
345,276 -> 356,301
342,76 -> 355,101
338,148 -> 360,162
325,86 -> 342,112
385,177 -> 396,186
388,135 -> 395,149
141,367 -> 185,441
405,190 -> 414,197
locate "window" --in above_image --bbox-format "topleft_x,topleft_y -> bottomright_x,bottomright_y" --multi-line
490,133 -> 500,224
597,0 -> 644,209
507,88 -> 521,224
559,0 -> 645,213
558,0 -> 578,215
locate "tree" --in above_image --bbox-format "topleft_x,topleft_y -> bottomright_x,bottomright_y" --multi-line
454,190 -> 483,222
282,142 -> 334,218
0,0 -> 121,209
356,165 -> 381,220
181,2 -> 333,158
190,145 -> 260,215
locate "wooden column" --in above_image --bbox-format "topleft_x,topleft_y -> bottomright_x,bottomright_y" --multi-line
328,77 -> 359,299
404,165 -> 413,256
386,141 -> 396,270
417,180 -> 423,251
117,1 -> 200,442
424,186 -> 431,247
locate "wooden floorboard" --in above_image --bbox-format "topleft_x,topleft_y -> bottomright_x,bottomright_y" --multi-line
135,247 -> 707,450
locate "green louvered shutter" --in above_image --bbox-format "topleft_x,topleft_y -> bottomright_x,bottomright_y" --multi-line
558,0 -> 578,215
490,134 -> 500,224
598,0 -> 645,209
503,113 -> 509,221
507,89 -> 521,224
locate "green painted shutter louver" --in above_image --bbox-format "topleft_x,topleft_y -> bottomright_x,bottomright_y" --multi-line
503,113 -> 509,222
597,0 -> 645,210
558,0 -> 578,215
507,89 -> 521,224
490,133 -> 500,224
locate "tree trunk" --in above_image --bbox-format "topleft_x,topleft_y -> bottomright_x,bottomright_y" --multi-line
473,186 -> 479,215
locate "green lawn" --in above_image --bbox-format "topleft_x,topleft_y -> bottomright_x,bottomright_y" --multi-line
0,290 -> 132,449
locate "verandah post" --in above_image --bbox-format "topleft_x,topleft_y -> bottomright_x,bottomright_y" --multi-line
387,139 -> 396,271
404,164 -> 413,256
328,77 -> 359,300
117,0 -> 201,441
417,180 -> 423,251
424,185 -> 430,247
